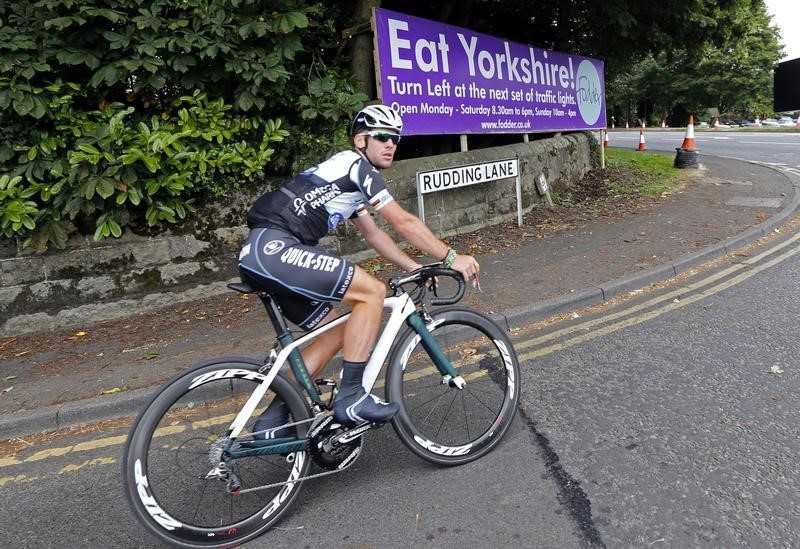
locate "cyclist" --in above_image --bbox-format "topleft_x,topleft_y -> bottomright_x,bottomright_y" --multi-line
238,104 -> 479,435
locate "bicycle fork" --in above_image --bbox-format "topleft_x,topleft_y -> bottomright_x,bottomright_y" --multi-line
406,312 -> 466,389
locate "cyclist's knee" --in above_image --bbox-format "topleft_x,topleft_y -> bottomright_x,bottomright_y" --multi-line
344,269 -> 386,305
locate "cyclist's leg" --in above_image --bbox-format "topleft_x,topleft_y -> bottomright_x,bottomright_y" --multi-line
253,310 -> 345,438
239,229 -> 357,430
300,310 -> 345,379
332,268 -> 400,425
340,267 -> 386,362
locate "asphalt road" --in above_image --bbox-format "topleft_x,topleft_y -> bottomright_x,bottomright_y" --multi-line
607,129 -> 800,174
3,224 -> 799,548
2,136 -> 799,548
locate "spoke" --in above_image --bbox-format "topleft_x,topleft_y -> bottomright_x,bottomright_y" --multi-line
403,387 -> 450,415
459,390 -> 471,442
191,475 -> 211,524
433,390 -> 459,439
463,386 -> 503,415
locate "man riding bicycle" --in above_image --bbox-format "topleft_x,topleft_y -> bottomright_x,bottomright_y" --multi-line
238,104 -> 479,434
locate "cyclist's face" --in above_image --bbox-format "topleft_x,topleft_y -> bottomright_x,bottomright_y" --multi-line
354,128 -> 399,169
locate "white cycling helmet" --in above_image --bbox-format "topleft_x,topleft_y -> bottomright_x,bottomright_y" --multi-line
350,104 -> 403,135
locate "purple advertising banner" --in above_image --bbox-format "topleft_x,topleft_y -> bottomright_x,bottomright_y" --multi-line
374,8 -> 606,136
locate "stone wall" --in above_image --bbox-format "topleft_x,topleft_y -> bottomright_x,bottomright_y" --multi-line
0,133 -> 594,336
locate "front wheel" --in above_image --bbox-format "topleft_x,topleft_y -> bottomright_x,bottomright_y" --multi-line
386,308 -> 520,466
121,357 -> 312,548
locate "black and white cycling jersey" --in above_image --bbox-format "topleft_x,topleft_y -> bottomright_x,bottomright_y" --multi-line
247,150 -> 394,246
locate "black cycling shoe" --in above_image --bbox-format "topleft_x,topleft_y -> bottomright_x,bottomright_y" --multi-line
332,386 -> 400,425
252,399 -> 292,439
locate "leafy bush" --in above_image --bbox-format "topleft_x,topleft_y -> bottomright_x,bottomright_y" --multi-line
0,1 -> 365,251
1,84 -> 287,250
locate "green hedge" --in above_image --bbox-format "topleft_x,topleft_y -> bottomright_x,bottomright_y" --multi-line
0,1 -> 366,251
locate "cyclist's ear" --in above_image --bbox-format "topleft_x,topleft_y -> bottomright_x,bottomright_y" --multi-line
353,134 -> 367,148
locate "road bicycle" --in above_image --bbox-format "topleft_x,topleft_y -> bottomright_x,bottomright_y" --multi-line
122,264 -> 520,548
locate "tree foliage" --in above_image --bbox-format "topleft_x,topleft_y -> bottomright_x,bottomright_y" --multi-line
0,0 -> 366,250
1,0 -> 785,250
378,0 -> 782,124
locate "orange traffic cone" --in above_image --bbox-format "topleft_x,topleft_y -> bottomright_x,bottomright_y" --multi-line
603,129 -> 610,147
636,128 -> 647,151
796,116 -> 800,128
678,115 -> 697,150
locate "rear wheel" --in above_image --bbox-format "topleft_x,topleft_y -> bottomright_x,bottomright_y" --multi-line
122,358 -> 311,548
386,308 -> 520,466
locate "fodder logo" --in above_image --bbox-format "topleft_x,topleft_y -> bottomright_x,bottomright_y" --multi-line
576,60 -> 602,125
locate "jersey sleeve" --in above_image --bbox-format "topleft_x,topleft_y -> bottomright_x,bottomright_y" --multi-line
349,158 -> 394,218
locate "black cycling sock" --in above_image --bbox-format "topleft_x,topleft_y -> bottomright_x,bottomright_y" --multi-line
339,360 -> 367,394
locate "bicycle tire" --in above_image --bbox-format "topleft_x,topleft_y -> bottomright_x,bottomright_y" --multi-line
386,307 -> 520,466
122,357 -> 312,548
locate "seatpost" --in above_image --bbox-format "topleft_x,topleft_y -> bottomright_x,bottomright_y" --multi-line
258,293 -> 292,337
257,293 -> 320,401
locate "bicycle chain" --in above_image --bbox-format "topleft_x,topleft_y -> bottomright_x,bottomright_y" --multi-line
236,459 -> 359,494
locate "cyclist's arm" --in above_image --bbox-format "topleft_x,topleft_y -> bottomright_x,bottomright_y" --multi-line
374,201 -> 479,279
351,212 -> 421,272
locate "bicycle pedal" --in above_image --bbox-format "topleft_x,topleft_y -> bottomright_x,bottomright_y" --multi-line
315,378 -> 338,407
314,378 -> 338,388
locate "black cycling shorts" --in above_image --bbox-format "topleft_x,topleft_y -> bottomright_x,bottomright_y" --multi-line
237,227 -> 356,330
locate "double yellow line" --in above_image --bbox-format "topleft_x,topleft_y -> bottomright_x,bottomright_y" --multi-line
3,231 -> 799,480
513,230 -> 800,362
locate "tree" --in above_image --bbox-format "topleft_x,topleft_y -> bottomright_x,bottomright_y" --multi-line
605,0 -> 781,123
0,0 -> 366,250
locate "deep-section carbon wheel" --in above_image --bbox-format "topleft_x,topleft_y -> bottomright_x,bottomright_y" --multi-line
387,308 -> 520,466
122,358 -> 311,548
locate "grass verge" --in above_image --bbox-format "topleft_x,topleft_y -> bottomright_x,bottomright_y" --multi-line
602,148 -> 687,197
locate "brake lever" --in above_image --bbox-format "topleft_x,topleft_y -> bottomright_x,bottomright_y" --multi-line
431,278 -> 440,298
472,274 -> 482,293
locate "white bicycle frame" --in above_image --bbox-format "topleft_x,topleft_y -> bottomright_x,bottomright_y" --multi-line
225,293 -> 420,438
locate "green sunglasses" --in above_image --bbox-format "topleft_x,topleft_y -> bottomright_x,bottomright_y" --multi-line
365,131 -> 401,145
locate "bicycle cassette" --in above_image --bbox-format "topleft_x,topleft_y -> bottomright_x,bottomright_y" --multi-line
308,415 -> 363,470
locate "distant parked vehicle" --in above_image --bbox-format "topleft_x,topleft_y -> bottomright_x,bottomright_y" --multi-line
761,118 -> 779,126
741,120 -> 759,127
698,121 -> 710,128
777,116 -> 795,126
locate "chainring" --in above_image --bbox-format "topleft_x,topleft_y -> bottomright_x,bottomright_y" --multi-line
308,420 -> 363,470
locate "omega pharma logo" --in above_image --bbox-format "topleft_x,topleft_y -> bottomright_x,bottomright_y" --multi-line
575,60 -> 602,125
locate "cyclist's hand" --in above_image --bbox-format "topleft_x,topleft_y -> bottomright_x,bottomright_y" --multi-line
452,254 -> 479,283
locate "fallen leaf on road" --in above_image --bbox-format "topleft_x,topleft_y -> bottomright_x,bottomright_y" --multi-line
141,350 -> 159,360
4,375 -> 16,381
2,386 -> 13,394
67,331 -> 88,340
100,386 -> 128,395
770,365 -> 784,375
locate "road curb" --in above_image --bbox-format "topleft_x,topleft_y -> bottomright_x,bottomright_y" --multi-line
0,387 -> 153,440
3,157 -> 799,441
500,159 -> 800,330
